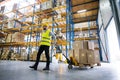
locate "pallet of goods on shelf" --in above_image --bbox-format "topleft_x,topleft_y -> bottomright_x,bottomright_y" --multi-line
0,49 -> 9,60
8,19 -> 21,29
0,0 -> 73,62
5,32 -> 25,43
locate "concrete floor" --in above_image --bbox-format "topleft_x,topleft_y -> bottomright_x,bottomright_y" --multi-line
0,60 -> 120,80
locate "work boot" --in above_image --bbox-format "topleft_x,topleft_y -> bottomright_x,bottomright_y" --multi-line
43,67 -> 50,70
29,65 -> 37,70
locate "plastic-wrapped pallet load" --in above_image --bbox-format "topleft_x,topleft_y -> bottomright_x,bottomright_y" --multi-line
46,0 -> 52,9
41,2 -> 47,10
61,0 -> 66,5
41,0 -> 52,10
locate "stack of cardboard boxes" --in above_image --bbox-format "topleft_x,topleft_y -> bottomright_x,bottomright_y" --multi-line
30,51 -> 47,61
19,49 -> 27,61
5,32 -> 25,42
12,32 -> 25,42
69,41 -> 100,67
0,49 -> 9,60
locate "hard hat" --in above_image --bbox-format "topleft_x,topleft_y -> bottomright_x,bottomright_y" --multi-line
42,23 -> 49,27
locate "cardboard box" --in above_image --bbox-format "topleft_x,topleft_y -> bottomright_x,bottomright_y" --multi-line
32,54 -> 37,61
73,41 -> 94,50
94,43 -> 99,48
79,49 -> 87,64
74,48 -> 79,63
87,50 -> 95,64
83,41 -> 88,49
68,49 -> 74,57
94,50 -> 100,63
12,32 -> 25,42
41,53 -> 46,61
32,51 -> 37,60
73,41 -> 84,49
6,34 -> 12,42
88,41 -> 94,50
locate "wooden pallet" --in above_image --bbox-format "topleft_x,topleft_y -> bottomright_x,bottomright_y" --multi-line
79,63 -> 101,68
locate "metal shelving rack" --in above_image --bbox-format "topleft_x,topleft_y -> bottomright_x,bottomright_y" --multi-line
0,0 -> 72,60
0,0 -> 100,60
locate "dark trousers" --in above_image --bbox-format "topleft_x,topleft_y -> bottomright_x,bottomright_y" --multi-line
34,45 -> 50,68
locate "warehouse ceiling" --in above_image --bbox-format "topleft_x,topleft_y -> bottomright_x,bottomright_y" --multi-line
71,0 -> 99,23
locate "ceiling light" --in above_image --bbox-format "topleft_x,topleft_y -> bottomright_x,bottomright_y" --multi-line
77,9 -> 87,13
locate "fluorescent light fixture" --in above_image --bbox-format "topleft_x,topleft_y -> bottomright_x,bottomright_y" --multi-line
77,9 -> 87,13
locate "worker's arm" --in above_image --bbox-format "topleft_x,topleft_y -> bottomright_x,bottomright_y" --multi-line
50,32 -> 56,45
61,33 -> 66,40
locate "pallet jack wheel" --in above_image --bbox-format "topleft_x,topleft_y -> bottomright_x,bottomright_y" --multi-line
90,66 -> 94,68
68,64 -> 73,69
97,63 -> 101,66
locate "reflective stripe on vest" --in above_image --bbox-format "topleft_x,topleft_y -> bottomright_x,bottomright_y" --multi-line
42,37 -> 50,40
40,30 -> 51,46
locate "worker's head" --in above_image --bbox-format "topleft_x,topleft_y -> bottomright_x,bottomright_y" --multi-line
42,23 -> 49,30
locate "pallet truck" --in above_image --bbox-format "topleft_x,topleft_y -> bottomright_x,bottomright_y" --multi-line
62,54 -> 79,69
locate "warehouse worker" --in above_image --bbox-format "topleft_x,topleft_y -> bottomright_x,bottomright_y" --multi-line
29,23 -> 56,70
55,29 -> 66,62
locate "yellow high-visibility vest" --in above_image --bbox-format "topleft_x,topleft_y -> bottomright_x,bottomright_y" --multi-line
40,29 -> 51,46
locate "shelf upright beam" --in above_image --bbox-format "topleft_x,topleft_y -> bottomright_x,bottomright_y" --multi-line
35,3 -> 42,51
28,4 -> 36,61
69,0 -> 74,49
13,11 -> 18,28
0,6 -> 5,30
88,17 -> 91,37
66,0 -> 71,57
96,20 -> 103,61
36,19 -> 41,50
50,0 -> 55,62
19,25 -> 23,54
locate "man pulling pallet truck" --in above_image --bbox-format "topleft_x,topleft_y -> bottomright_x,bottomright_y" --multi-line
29,23 -> 56,70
